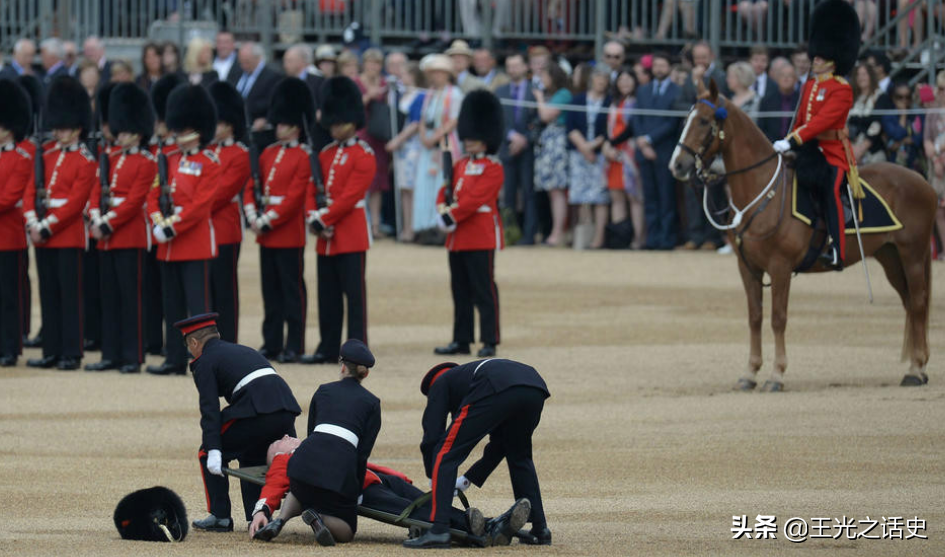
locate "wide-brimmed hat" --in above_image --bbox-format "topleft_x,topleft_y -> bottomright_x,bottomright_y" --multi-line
420,54 -> 453,74
445,39 -> 474,57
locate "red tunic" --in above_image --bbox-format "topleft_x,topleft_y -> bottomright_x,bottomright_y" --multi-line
436,154 -> 504,252
244,141 -> 312,249
306,138 -> 375,256
209,140 -> 250,246
789,73 -> 854,171
146,148 -> 221,261
90,147 -> 157,250
0,143 -> 32,251
23,143 -> 97,249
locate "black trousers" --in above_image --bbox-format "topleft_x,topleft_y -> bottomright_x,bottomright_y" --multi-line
35,247 -> 84,359
210,242 -> 240,343
83,239 -> 101,345
429,386 -> 547,534
160,259 -> 210,366
198,410 -> 297,522
449,250 -> 499,346
260,246 -> 306,355
501,149 -> 537,243
100,248 -> 144,364
364,475 -> 469,531
21,248 -> 31,336
315,251 -> 366,358
142,246 -> 164,354
0,250 -> 25,357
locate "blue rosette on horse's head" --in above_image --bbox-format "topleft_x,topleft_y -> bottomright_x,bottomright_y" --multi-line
808,0 -> 861,77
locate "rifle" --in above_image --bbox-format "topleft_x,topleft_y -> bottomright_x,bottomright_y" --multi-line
96,112 -> 112,215
301,117 -> 326,209
245,110 -> 264,210
440,137 -> 454,206
33,116 -> 47,219
156,135 -> 173,219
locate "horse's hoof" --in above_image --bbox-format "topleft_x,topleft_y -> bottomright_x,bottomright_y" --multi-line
736,378 -> 757,391
900,373 -> 929,387
760,380 -> 784,392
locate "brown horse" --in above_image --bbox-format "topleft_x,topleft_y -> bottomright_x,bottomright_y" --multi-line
669,80 -> 936,391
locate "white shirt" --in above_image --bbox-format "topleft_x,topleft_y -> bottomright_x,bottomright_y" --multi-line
878,76 -> 891,93
213,52 -> 237,81
753,73 -> 768,99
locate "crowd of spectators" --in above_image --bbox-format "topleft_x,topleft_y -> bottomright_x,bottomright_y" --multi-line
0,30 -> 942,258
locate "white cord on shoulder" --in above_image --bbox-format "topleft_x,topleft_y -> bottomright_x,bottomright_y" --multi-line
704,154 -> 783,231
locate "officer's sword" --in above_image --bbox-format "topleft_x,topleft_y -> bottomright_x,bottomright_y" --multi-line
846,183 -> 873,303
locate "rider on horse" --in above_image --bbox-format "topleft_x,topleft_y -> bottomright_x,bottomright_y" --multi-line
772,0 -> 861,270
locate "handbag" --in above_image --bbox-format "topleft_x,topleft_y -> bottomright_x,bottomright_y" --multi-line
367,99 -> 392,142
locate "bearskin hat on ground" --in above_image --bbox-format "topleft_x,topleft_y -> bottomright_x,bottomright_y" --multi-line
209,81 -> 247,141
109,83 -> 154,141
457,89 -> 504,155
113,486 -> 188,542
44,76 -> 92,136
16,75 -> 43,120
151,73 -> 185,123
318,76 -> 365,130
0,79 -> 33,142
267,77 -> 316,135
96,81 -> 117,128
808,0 -> 861,76
166,84 -> 218,146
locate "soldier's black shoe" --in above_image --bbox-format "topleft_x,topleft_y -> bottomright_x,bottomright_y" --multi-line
517,526 -> 552,545
253,517 -> 285,541
465,507 -> 486,538
146,346 -> 163,356
0,355 -> 16,367
192,514 -> 234,532
434,342 -> 470,355
403,530 -> 451,549
83,339 -> 100,352
301,509 -> 335,546
300,352 -> 336,364
477,344 -> 496,357
26,355 -> 58,368
23,335 -> 43,348
278,350 -> 299,363
257,347 -> 280,360
56,357 -> 80,370
119,363 -> 140,374
486,498 -> 531,546
819,245 -> 843,271
84,359 -> 119,371
146,362 -> 187,375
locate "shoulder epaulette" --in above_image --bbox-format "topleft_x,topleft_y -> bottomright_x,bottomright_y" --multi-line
79,144 -> 96,162
320,141 -> 339,154
486,154 -> 502,164
235,141 -> 249,151
14,146 -> 31,159
357,138 -> 374,155
139,149 -> 156,161
834,76 -> 849,86
42,146 -> 57,157
202,149 -> 220,164
300,143 -> 312,154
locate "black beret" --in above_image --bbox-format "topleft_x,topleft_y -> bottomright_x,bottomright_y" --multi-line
113,486 -> 188,542
421,362 -> 459,396
340,339 -> 375,368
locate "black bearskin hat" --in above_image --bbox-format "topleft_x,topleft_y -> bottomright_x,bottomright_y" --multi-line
209,81 -> 247,141
109,83 -> 154,141
113,486 -> 188,542
267,77 -> 315,133
457,89 -> 504,155
96,81 -> 117,128
17,75 -> 43,120
808,0 -> 861,76
318,76 -> 365,130
166,84 -> 218,146
44,76 -> 92,136
0,79 -> 33,142
151,73 -> 185,123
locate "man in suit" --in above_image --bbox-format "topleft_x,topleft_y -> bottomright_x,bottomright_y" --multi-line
213,31 -> 243,86
758,62 -> 799,142
633,52 -> 681,251
446,40 -> 484,94
472,50 -> 509,92
602,40 -> 627,84
236,42 -> 283,137
282,44 -> 330,151
749,45 -> 770,99
0,39 -> 37,81
39,38 -> 69,86
494,54 -> 538,245
82,36 -> 112,85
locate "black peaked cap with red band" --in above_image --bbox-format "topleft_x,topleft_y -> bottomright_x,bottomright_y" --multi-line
421,362 -> 459,396
173,312 -> 219,336
340,339 -> 375,368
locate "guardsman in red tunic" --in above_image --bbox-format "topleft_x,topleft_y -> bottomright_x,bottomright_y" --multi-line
433,90 -> 504,358
17,75 -> 45,348
84,84 -> 157,374
243,78 -> 314,363
23,76 -> 97,370
773,0 -> 860,270
208,81 -> 251,344
301,76 -> 375,365
145,84 -> 221,375
0,80 -> 33,367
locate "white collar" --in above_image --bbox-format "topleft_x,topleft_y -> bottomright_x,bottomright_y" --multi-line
0,141 -> 15,152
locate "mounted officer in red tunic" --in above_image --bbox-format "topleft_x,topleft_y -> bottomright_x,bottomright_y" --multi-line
773,0 -> 861,270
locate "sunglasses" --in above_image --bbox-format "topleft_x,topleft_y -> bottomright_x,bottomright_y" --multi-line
893,94 -> 911,100
604,53 -> 623,59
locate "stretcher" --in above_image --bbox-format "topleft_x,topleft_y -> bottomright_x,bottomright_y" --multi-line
224,466 -> 486,546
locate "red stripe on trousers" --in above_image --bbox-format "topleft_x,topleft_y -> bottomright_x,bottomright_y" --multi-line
832,171 -> 846,261
429,404 -> 470,522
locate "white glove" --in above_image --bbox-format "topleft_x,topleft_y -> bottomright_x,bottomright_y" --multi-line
207,449 -> 223,476
455,475 -> 471,492
152,225 -> 169,243
773,139 -> 791,153
435,211 -> 457,233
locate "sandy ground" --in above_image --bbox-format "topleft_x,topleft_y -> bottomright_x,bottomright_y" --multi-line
1,241 -> 943,557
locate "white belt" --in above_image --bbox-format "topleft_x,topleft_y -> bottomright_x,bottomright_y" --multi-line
15,200 -> 22,208
476,205 -> 491,213
313,423 -> 359,448
267,195 -> 285,205
48,198 -> 68,208
232,367 -> 276,394
110,197 -> 125,207
355,199 -> 365,208
231,194 -> 240,203
173,205 -> 183,214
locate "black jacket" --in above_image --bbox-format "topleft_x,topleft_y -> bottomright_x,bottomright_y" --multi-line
289,377 -> 382,498
420,359 -> 549,477
190,338 -> 301,451
244,65 -> 283,124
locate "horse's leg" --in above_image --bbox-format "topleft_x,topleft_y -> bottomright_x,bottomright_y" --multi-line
761,261 -> 792,392
873,244 -> 912,362
736,259 -> 764,391
900,248 -> 932,386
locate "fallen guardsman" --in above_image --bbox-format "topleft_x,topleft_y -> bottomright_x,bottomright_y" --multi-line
243,436 -> 529,547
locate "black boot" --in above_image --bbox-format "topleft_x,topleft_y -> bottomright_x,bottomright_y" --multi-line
146,362 -> 187,375
26,355 -> 58,368
518,526 -> 552,545
301,509 -> 335,546
477,344 -> 496,357
819,244 -> 843,271
486,498 -> 531,546
300,352 -> 336,364
192,514 -> 233,532
403,530 -> 451,549
84,359 -> 119,371
434,342 -> 470,355
253,517 -> 285,541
